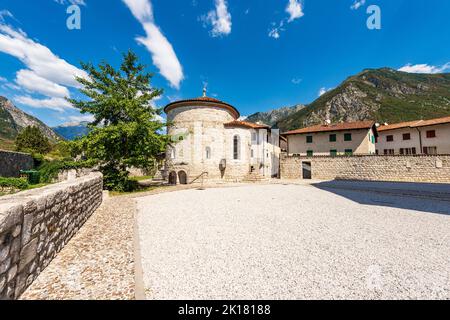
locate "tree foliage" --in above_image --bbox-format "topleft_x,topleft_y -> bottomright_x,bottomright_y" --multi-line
15,126 -> 52,154
68,51 -> 167,191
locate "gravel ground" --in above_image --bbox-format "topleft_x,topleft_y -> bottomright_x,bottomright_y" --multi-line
136,184 -> 450,300
21,195 -> 136,300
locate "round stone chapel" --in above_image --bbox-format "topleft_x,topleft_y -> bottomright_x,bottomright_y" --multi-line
164,92 -> 281,184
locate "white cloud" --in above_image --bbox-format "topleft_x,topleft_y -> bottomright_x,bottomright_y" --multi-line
67,114 -> 95,123
398,63 -> 450,74
14,96 -> 75,112
292,78 -> 302,85
54,0 -> 86,6
122,0 -> 184,89
350,0 -> 366,10
269,1 -> 304,39
202,0 -> 232,37
16,69 -> 70,98
0,22 -> 88,111
0,10 -> 13,22
268,28 -> 280,39
0,76 -> 6,82
318,87 -> 330,96
0,24 -> 88,89
286,0 -> 304,22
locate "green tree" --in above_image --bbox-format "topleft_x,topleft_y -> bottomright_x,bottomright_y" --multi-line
15,126 -> 52,154
68,51 -> 167,191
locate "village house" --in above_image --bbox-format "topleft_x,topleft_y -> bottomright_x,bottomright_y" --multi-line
164,91 -> 281,184
376,116 -> 450,155
282,121 -> 378,156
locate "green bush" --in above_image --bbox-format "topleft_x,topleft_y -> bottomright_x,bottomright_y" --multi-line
38,159 -> 98,183
101,164 -> 138,192
15,126 -> 52,154
0,177 -> 29,190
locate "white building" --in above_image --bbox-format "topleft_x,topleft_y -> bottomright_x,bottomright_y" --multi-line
282,121 -> 378,156
376,116 -> 450,155
164,93 -> 281,184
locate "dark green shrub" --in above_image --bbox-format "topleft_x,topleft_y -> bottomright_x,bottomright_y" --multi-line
15,126 -> 52,154
101,164 -> 138,192
38,159 -> 98,183
0,177 -> 29,190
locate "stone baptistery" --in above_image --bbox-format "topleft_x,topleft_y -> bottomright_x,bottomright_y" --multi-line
164,90 -> 281,185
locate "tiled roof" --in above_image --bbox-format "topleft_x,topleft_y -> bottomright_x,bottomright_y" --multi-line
377,120 -> 422,132
282,121 -> 376,135
164,96 -> 240,118
378,116 -> 450,132
224,120 -> 270,129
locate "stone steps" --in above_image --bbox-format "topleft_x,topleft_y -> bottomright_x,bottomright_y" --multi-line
243,172 -> 269,183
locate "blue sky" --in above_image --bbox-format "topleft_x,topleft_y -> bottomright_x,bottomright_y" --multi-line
0,0 -> 449,127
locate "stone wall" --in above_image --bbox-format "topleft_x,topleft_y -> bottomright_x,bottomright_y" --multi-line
0,150 -> 33,178
0,172 -> 103,299
280,154 -> 450,183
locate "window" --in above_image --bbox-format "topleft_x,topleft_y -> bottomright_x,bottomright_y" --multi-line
179,148 -> 184,158
344,133 -> 352,141
386,135 -> 394,142
426,130 -> 436,138
329,134 -> 337,142
306,136 -> 313,144
423,146 -> 437,155
330,150 -> 337,157
233,135 -> 240,160
403,133 -> 411,141
251,149 -> 254,158
371,135 -> 376,144
400,148 -> 415,155
251,132 -> 257,142
170,148 -> 176,159
345,149 -> 353,156
384,149 -> 394,155
376,149 -> 379,155
307,150 -> 314,157
205,147 -> 211,159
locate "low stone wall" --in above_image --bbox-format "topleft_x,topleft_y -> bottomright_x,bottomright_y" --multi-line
280,154 -> 450,183
0,172 -> 103,299
0,150 -> 33,178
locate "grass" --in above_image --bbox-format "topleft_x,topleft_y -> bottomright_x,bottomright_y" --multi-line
27,183 -> 51,190
129,175 -> 153,182
109,185 -> 160,197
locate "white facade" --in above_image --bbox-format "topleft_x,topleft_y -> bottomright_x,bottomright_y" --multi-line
164,97 -> 281,184
376,118 -> 450,155
283,121 -> 378,156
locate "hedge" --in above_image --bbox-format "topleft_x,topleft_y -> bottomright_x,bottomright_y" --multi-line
0,177 -> 29,190
38,159 -> 98,183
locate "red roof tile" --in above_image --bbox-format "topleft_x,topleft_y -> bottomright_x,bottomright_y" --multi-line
164,96 -> 240,119
378,116 -> 450,132
282,121 -> 376,135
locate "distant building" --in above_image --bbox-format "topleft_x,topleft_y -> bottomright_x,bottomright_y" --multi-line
164,92 -> 281,184
376,116 -> 450,155
282,121 -> 378,156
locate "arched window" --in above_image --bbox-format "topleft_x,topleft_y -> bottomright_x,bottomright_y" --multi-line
233,135 -> 240,160
205,147 -> 211,160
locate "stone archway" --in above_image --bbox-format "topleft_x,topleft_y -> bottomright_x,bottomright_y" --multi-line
178,171 -> 188,185
168,171 -> 178,185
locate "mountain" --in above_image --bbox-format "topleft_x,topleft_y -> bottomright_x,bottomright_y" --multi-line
0,96 -> 60,150
53,121 -> 90,140
246,104 -> 305,127
275,68 -> 450,131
